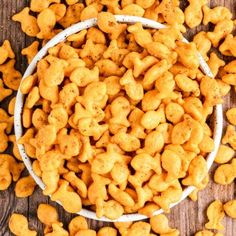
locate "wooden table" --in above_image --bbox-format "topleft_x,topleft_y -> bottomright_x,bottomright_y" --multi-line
0,1 -> 235,235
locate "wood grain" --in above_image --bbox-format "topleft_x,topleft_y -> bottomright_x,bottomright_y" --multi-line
0,1 -> 235,235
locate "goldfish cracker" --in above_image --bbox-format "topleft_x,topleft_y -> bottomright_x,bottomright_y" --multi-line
63,171 -> 87,198
222,125 -> 236,150
109,96 -> 131,130
182,155 -> 208,188
135,0 -> 155,9
198,134 -> 214,153
25,86 -> 40,109
0,79 -> 12,102
155,0 -> 184,25
103,40 -> 129,65
161,149 -> 181,181
0,109 -> 14,134
193,32 -> 211,61
133,55 -> 158,78
32,108 -> 48,129
80,4 -> 99,21
111,129 -> 141,152
128,108 -> 146,139
184,0 -> 207,28
205,200 -> 225,231
224,60 -> 236,73
44,57 -> 68,87
32,160 -> 42,177
214,158 -> 236,185
91,144 -> 123,174
143,1 -> 159,21
222,74 -> 236,86
49,4 -> 67,22
88,173 -> 110,204
51,180 -> 82,213
97,227 -> 117,236
200,76 -> 222,107
150,214 -> 176,234
0,123 -> 8,152
165,102 -> 184,124
153,24 -> 183,49
153,181 -> 182,212
68,216 -> 88,236
58,3 -> 85,28
175,41 -> 199,69
97,12 -> 120,36
9,135 -> 21,161
70,66 -> 99,87
128,170 -> 153,188
120,69 -> 144,101
58,46 -> 78,61
226,108 -> 236,125
78,117 -> 108,140
96,59 -> 125,77
30,0 -> 60,12
3,154 -> 24,181
189,174 -> 209,202
0,59 -> 22,90
9,213 -> 37,236
99,0 -> 119,13
170,62 -> 198,79
215,144 -> 235,164
21,41 -> 40,64
111,162 -> 129,188
75,230 -> 96,236
80,39 -> 106,62
20,74 -> 38,95
131,153 -> 161,174
0,40 -> 15,65
14,175 -> 36,198
155,71 -> 175,97
148,172 -> 172,192
48,105 -> 68,130
108,183 -> 135,207
18,128 -> 36,158
12,7 -> 39,37
45,223 -> 69,236
124,222 -> 151,236
146,41 -> 174,61
127,22 -> 152,48
202,5 -> 232,25
207,19 -> 234,47
34,125 -> 57,154
86,28 -> 105,45
216,80 -> 231,97
58,131 -> 82,156
103,76 -> 121,97
116,4 -> 145,17
138,130 -> 164,155
126,34 -> 143,53
0,160 -> 11,190
8,97 -> 16,115
207,52 -> 225,77
223,200 -> 236,219
143,60 -> 171,89
96,198 -> 124,220
138,203 -> 160,217
22,108 -> 32,129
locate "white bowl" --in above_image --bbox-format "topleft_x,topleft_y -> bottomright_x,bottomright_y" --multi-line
14,16 -> 223,222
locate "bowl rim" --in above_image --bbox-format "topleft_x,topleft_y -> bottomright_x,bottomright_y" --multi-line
14,15 -> 223,222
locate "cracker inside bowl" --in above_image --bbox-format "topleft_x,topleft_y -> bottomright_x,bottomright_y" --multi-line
14,15 -> 223,222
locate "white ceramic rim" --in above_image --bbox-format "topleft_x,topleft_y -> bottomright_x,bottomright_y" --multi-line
14,16 -> 223,222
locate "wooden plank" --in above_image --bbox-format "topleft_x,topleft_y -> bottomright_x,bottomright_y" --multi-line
0,0 -> 235,235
